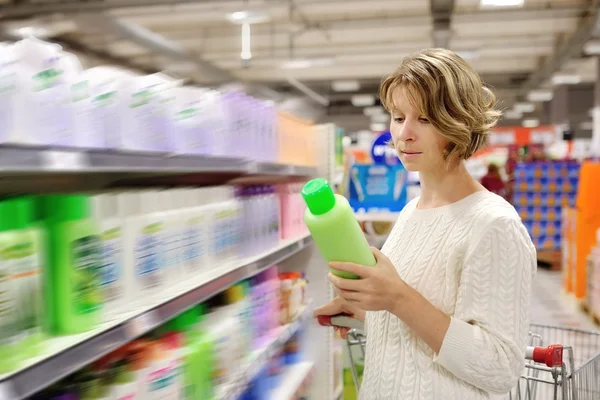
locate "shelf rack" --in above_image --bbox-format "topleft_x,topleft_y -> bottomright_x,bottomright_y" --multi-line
0,234 -> 314,400
0,146 -> 317,193
218,305 -> 313,400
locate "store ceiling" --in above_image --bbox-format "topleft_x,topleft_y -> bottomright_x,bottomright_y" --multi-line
0,0 -> 599,133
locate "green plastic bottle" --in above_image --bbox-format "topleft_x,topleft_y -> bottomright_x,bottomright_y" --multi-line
302,178 -> 376,279
0,197 -> 44,373
39,195 -> 103,335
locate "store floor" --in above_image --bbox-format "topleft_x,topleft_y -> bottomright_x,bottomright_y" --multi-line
531,268 -> 597,331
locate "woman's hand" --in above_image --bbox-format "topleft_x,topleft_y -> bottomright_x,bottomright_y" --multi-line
328,247 -> 411,313
313,296 -> 365,339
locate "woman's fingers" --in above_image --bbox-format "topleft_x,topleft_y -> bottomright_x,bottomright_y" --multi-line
328,272 -> 362,291
313,297 -> 343,317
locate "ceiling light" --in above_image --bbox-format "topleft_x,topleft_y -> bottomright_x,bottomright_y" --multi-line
584,40 -> 600,55
504,110 -> 523,120
514,102 -> 535,113
351,95 -> 375,107
332,80 -> 360,92
280,57 -> 334,69
371,114 -> 390,124
522,119 -> 540,128
363,106 -> 385,116
240,23 -> 252,61
227,10 -> 270,25
527,90 -> 553,102
455,50 -> 480,60
11,26 -> 50,39
480,0 -> 524,7
370,123 -> 387,132
551,74 -> 581,85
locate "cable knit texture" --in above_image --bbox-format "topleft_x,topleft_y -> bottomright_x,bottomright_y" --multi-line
359,191 -> 537,400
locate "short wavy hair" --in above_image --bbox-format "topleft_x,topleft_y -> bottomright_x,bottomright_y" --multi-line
379,48 -> 502,160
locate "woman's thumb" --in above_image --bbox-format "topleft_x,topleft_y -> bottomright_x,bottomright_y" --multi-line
313,299 -> 341,317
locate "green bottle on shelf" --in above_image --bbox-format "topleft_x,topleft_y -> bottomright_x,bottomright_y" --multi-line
302,178 -> 376,279
0,196 -> 44,373
39,195 -> 103,335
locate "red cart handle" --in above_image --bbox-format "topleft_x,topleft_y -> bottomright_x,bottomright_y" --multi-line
526,344 -> 563,367
317,313 -> 365,330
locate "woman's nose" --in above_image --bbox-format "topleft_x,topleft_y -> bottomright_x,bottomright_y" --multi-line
397,121 -> 415,142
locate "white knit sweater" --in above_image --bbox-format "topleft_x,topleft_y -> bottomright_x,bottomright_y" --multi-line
359,191 -> 537,400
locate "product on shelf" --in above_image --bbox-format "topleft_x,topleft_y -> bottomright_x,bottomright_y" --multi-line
278,183 -> 308,240
92,193 -> 125,322
39,194 -> 103,335
513,161 -> 580,251
29,271 -> 311,400
302,178 -> 376,279
0,196 -> 44,373
279,272 -> 306,325
587,229 -> 600,320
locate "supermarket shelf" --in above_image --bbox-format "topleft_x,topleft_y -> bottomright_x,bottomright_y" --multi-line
0,234 -> 314,400
355,211 -> 399,223
219,306 -> 313,400
269,362 -> 315,400
0,146 -> 317,192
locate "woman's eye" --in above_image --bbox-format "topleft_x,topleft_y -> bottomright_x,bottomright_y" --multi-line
393,117 -> 404,123
419,117 -> 430,123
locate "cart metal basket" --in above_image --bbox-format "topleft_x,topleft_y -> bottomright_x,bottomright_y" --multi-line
319,316 -> 600,400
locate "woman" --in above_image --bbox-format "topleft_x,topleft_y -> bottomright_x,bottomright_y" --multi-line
480,163 -> 506,198
314,48 -> 537,399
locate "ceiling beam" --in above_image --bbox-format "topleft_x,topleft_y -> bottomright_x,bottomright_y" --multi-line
73,13 -> 234,83
518,2 -> 600,97
430,0 -> 455,48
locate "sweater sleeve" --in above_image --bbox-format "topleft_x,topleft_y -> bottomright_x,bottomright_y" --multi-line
433,216 -> 537,395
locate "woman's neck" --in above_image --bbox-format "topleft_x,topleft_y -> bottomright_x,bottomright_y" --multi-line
417,162 -> 485,209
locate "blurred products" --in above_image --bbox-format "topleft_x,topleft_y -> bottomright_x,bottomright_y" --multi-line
0,37 -> 316,166
0,181 -> 308,374
29,268 -> 310,400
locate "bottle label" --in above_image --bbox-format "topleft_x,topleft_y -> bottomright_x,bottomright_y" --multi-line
135,222 -> 165,290
146,360 -> 180,399
0,258 -> 16,341
182,217 -> 203,272
99,226 -> 123,303
163,225 -> 181,270
72,235 -> 102,315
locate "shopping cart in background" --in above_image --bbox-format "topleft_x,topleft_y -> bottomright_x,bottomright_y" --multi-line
318,316 -> 600,400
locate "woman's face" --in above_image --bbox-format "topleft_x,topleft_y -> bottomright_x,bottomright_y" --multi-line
389,87 -> 449,173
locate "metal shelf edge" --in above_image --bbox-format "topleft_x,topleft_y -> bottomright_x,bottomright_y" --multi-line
0,235 -> 314,400
0,146 -> 317,177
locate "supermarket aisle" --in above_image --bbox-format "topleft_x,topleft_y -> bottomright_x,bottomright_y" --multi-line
530,268 -> 597,331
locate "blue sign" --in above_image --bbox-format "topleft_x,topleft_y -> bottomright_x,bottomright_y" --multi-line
348,163 -> 408,213
370,131 -> 399,165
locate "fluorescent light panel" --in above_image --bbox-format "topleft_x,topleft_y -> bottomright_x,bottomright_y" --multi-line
551,74 -> 581,85
332,80 -> 360,92
363,106 -> 385,116
522,119 -> 540,128
351,94 -> 375,107
527,90 -> 553,102
480,0 -> 524,7
370,123 -> 387,132
227,10 -> 270,24
514,102 -> 535,113
279,57 -> 334,69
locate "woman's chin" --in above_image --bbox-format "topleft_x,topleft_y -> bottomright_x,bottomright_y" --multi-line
399,161 -> 420,172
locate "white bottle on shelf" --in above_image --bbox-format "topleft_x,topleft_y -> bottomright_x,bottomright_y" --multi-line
92,193 -> 125,321
160,189 -> 183,292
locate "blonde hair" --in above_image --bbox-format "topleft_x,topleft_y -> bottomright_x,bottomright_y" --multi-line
379,48 -> 502,160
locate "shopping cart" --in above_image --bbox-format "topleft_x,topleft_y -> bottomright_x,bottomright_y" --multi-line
318,315 -> 600,400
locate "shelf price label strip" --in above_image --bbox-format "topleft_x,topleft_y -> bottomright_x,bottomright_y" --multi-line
0,235 -> 313,400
